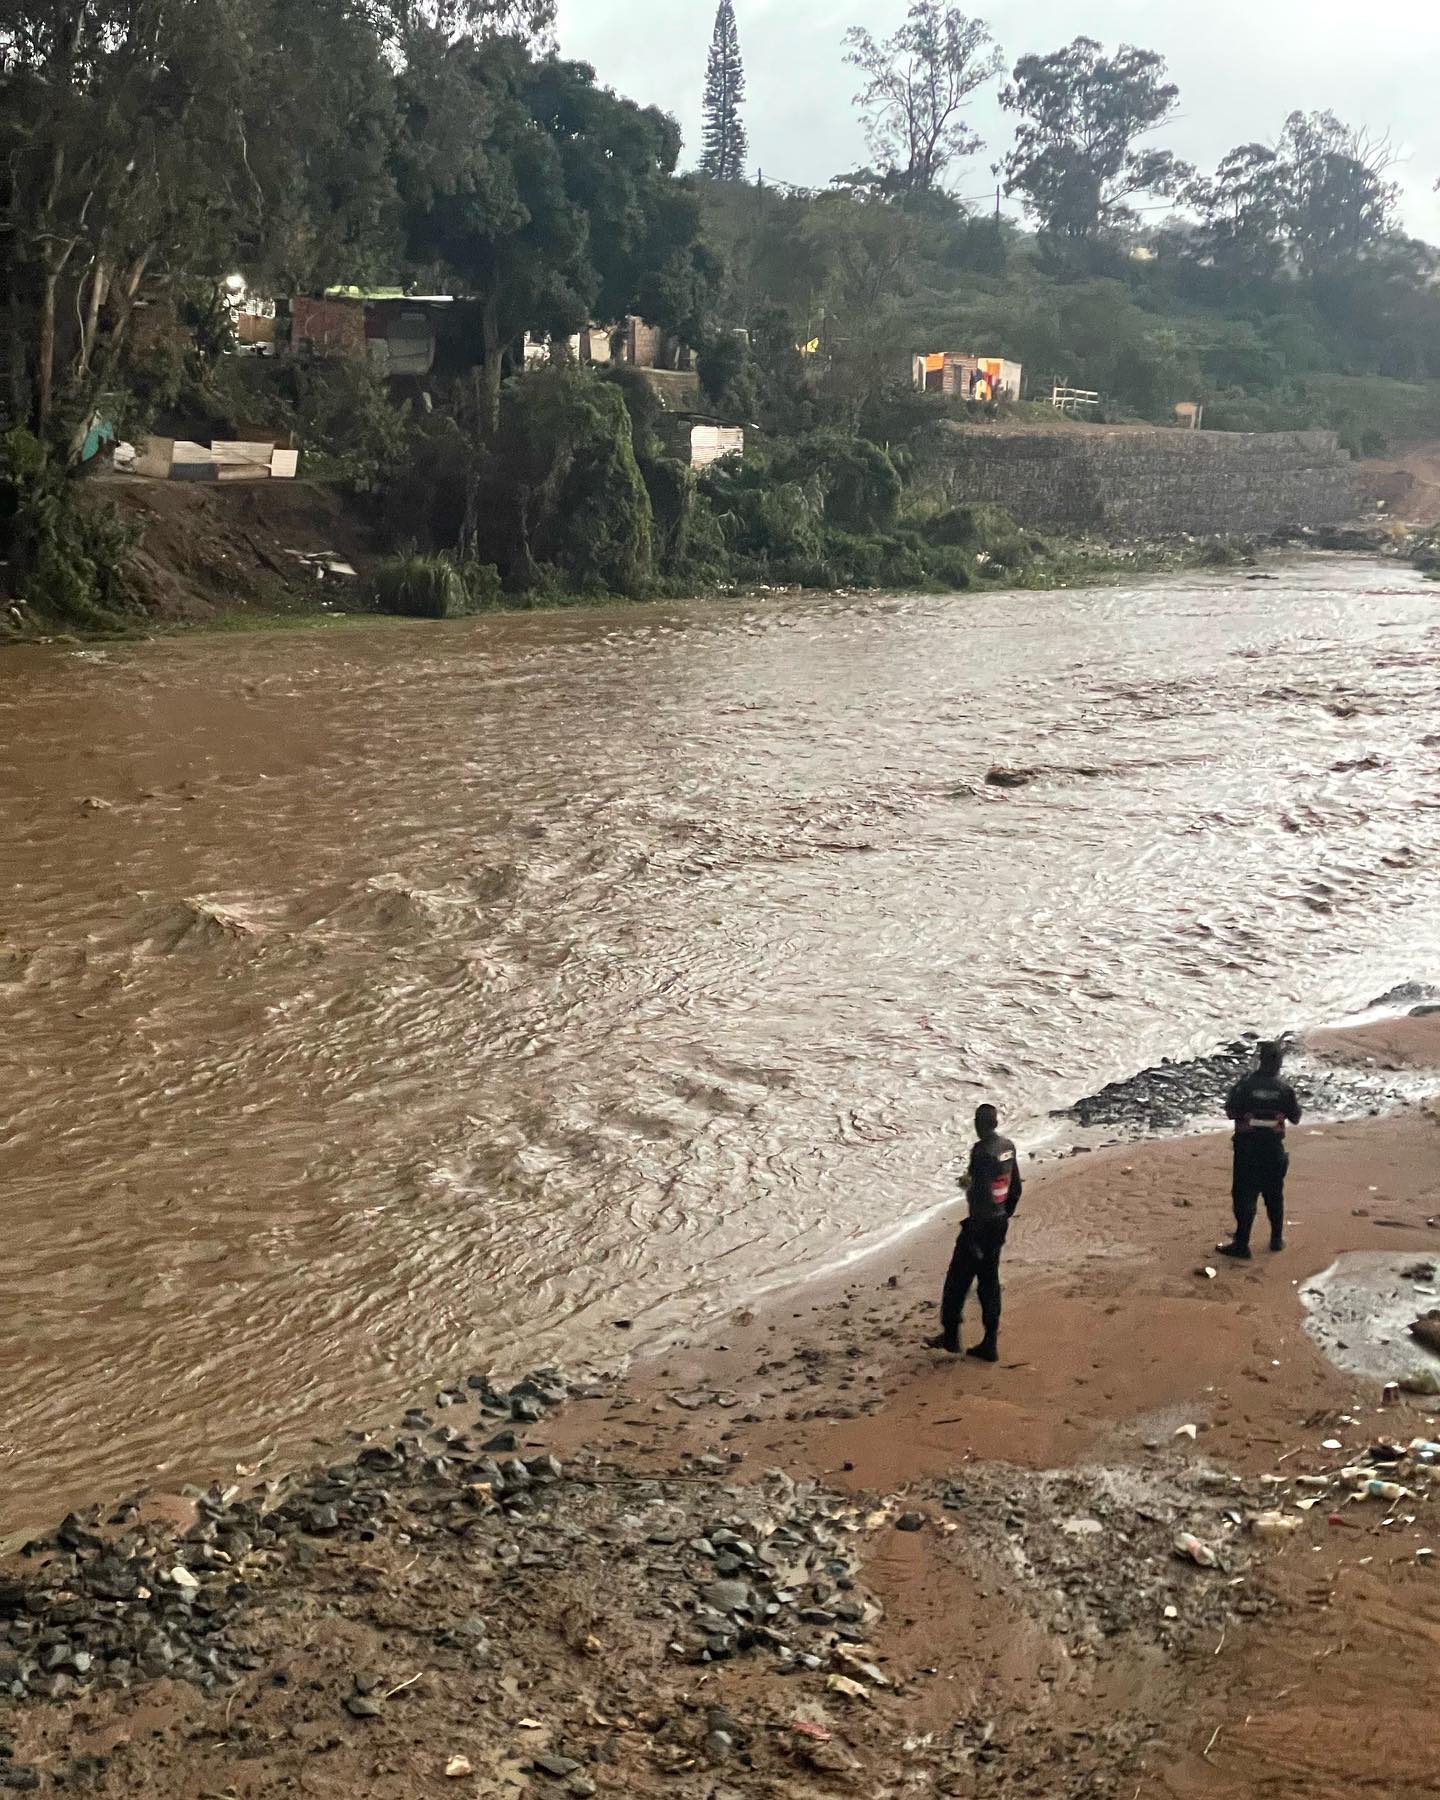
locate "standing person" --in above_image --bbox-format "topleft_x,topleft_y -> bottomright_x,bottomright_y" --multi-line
928,1103 -> 1021,1362
1219,1042 -> 1301,1260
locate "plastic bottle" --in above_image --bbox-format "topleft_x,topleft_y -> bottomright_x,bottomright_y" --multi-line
1174,1531 -> 1218,1567
1251,1511 -> 1302,1536
1354,1479 -> 1409,1502
1409,1439 -> 1440,1466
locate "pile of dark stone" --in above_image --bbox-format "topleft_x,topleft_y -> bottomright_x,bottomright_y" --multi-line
663,1478 -> 882,1673
0,1368 -> 589,1712
1064,1034 -> 1272,1133
0,1499 -> 266,1705
0,1369 -> 900,1795
1063,1031 -> 1411,1136
1279,523 -> 1440,569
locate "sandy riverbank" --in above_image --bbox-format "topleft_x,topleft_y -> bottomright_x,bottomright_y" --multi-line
1307,1007 -> 1440,1071
3,1019 -> 1440,1797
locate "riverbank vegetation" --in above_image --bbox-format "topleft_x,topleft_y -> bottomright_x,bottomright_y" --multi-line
3,1 -> 1440,630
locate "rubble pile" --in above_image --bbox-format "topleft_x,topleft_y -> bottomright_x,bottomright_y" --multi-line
932,1461 -> 1283,1650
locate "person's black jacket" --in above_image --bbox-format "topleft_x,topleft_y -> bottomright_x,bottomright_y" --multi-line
1225,1071 -> 1301,1140
963,1133 -> 1022,1225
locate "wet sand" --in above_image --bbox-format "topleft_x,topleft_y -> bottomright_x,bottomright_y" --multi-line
6,1017 -> 1440,1796
1307,1010 -> 1440,1070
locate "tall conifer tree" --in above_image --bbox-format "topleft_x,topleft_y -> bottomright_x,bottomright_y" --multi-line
699,0 -> 748,182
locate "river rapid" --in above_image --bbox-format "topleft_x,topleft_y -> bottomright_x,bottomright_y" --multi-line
1,555 -> 1438,1531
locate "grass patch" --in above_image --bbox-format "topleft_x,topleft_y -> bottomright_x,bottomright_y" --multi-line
1306,376 -> 1440,456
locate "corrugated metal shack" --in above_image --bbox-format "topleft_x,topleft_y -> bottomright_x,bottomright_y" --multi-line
914,352 -> 1024,402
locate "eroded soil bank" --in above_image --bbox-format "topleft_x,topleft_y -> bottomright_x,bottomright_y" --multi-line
2,1017 -> 1438,1798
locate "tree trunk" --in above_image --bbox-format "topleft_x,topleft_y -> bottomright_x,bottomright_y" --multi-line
479,297 -> 503,436
513,487 -> 538,588
102,247 -> 153,364
32,133 -> 71,434
36,269 -> 61,434
76,257 -> 111,378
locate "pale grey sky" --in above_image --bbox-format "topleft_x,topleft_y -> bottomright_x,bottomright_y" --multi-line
556,0 -> 1440,240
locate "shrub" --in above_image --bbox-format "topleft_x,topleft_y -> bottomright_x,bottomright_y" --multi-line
463,560 -> 503,610
776,430 -> 902,532
489,369 -> 655,596
373,552 -> 467,618
1,429 -> 139,631
696,334 -> 761,419
291,361 -> 413,487
923,502 -> 1033,571
176,358 -> 414,489
641,455 -> 697,572
815,529 -> 928,589
381,417 -> 470,552
703,448 -> 818,567
921,544 -> 973,590
601,365 -> 667,462
668,489 -> 731,588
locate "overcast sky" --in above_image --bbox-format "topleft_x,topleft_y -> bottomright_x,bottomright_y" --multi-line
555,0 -> 1440,241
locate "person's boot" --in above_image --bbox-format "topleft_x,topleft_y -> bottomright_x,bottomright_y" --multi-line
1269,1231 -> 1285,1252
1217,1240 -> 1252,1261
967,1334 -> 999,1363
925,1333 -> 960,1355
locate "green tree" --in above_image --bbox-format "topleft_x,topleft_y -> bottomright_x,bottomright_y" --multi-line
1189,113 -> 1402,286
1000,37 -> 1190,240
395,34 -> 712,427
0,0 -> 397,438
1277,111 -> 1399,276
1188,144 -> 1288,279
797,194 -> 924,422
699,0 -> 748,183
487,367 -> 654,593
695,181 -> 830,332
237,0 -> 402,292
843,3 -> 1002,196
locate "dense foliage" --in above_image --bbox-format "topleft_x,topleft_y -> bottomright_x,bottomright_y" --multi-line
3,0 -> 1439,628
1001,38 -> 1190,240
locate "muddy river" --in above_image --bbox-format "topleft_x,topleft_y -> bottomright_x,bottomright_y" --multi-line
2,555 -> 1438,1529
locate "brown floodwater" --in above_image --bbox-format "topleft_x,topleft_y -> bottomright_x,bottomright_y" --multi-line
2,555 -> 1438,1531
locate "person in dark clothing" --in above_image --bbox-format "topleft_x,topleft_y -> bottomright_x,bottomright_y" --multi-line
927,1103 -> 1022,1361
1220,1042 -> 1301,1260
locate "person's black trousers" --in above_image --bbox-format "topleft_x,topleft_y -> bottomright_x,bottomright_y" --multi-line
940,1216 -> 1009,1348
1231,1137 -> 1288,1249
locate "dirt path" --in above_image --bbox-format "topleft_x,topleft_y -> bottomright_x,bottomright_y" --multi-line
1357,440 -> 1440,526
3,1028 -> 1439,1796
